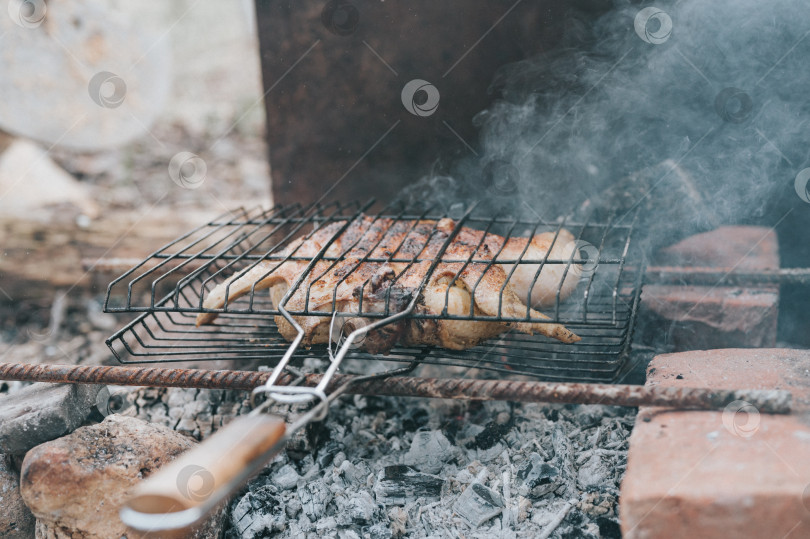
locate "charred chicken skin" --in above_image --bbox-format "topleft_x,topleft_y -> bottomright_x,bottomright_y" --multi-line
195,216 -> 583,353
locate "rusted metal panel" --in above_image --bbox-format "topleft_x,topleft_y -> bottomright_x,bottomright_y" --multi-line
254,0 -> 567,206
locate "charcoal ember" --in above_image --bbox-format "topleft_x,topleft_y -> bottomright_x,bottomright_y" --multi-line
551,426 -> 577,497
336,490 -> 377,525
317,440 -> 346,468
517,453 -> 562,498
597,516 -> 622,539
231,485 -> 287,538
313,515 -> 337,533
287,422 -> 321,461
298,479 -> 332,521
272,463 -> 301,490
577,454 -> 611,490
452,482 -> 505,527
471,421 -> 508,450
402,430 -> 455,473
374,465 -> 444,505
367,522 -> 394,539
467,440 -> 505,463
337,458 -> 371,486
195,411 -> 214,438
401,407 -> 429,432
285,496 -> 302,519
559,521 -> 600,539
571,404 -> 609,428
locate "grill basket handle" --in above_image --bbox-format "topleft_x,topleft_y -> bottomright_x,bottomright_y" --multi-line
120,413 -> 286,535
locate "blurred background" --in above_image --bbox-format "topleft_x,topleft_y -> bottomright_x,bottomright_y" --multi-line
0,0 -> 270,365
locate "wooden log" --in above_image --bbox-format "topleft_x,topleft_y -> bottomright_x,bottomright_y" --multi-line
0,208 -> 219,302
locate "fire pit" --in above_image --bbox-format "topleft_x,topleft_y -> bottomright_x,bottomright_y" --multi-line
2,0 -> 809,537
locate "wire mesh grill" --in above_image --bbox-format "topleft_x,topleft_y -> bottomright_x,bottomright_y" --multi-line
104,200 -> 644,382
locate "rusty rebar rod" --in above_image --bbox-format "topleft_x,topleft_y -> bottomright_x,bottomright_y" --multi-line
0,362 -> 791,413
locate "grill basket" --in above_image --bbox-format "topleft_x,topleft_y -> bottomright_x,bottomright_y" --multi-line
104,200 -> 644,382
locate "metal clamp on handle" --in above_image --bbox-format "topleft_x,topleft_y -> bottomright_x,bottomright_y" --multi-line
253,384 -> 329,414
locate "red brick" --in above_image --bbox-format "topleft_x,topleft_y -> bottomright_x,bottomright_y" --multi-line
620,349 -> 810,539
641,226 -> 780,349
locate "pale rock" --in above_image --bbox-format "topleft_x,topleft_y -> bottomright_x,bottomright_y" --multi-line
20,415 -> 223,538
0,382 -> 101,454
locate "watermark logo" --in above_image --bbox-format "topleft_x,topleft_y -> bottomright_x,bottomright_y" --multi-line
714,87 -> 753,124
8,0 -> 45,28
176,464 -> 215,502
794,168 -> 810,203
88,72 -> 127,109
169,152 -> 207,189
722,400 -> 760,438
94,387 -> 133,417
484,159 -> 520,195
27,326 -> 55,342
401,79 -> 440,117
634,7 -> 672,45
321,0 -> 359,36
574,240 -> 600,277
329,313 -> 368,350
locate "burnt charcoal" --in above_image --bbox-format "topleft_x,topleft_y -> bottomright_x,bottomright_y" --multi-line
339,490 -> 378,524
298,479 -> 332,522
577,454 -> 611,490
551,426 -> 577,497
286,421 -> 322,461
402,407 -> 429,432
270,463 -> 300,490
403,430 -> 456,473
560,524 -> 599,539
367,523 -> 393,539
216,389 -> 634,536
231,485 -> 287,538
597,517 -> 622,539
374,465 -> 444,505
452,482 -> 504,527
470,421 -> 507,450
317,440 -> 345,468
571,405 -> 607,429
517,453 -> 562,498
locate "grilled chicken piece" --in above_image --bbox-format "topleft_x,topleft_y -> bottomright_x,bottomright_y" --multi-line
195,216 -> 582,353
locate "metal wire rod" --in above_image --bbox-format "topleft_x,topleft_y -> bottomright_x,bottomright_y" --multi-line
0,362 -> 791,413
645,266 -> 810,286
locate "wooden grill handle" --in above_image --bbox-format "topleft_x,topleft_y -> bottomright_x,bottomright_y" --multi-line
121,414 -> 286,533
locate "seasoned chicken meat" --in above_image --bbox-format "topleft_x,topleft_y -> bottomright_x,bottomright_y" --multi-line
195,216 -> 583,353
